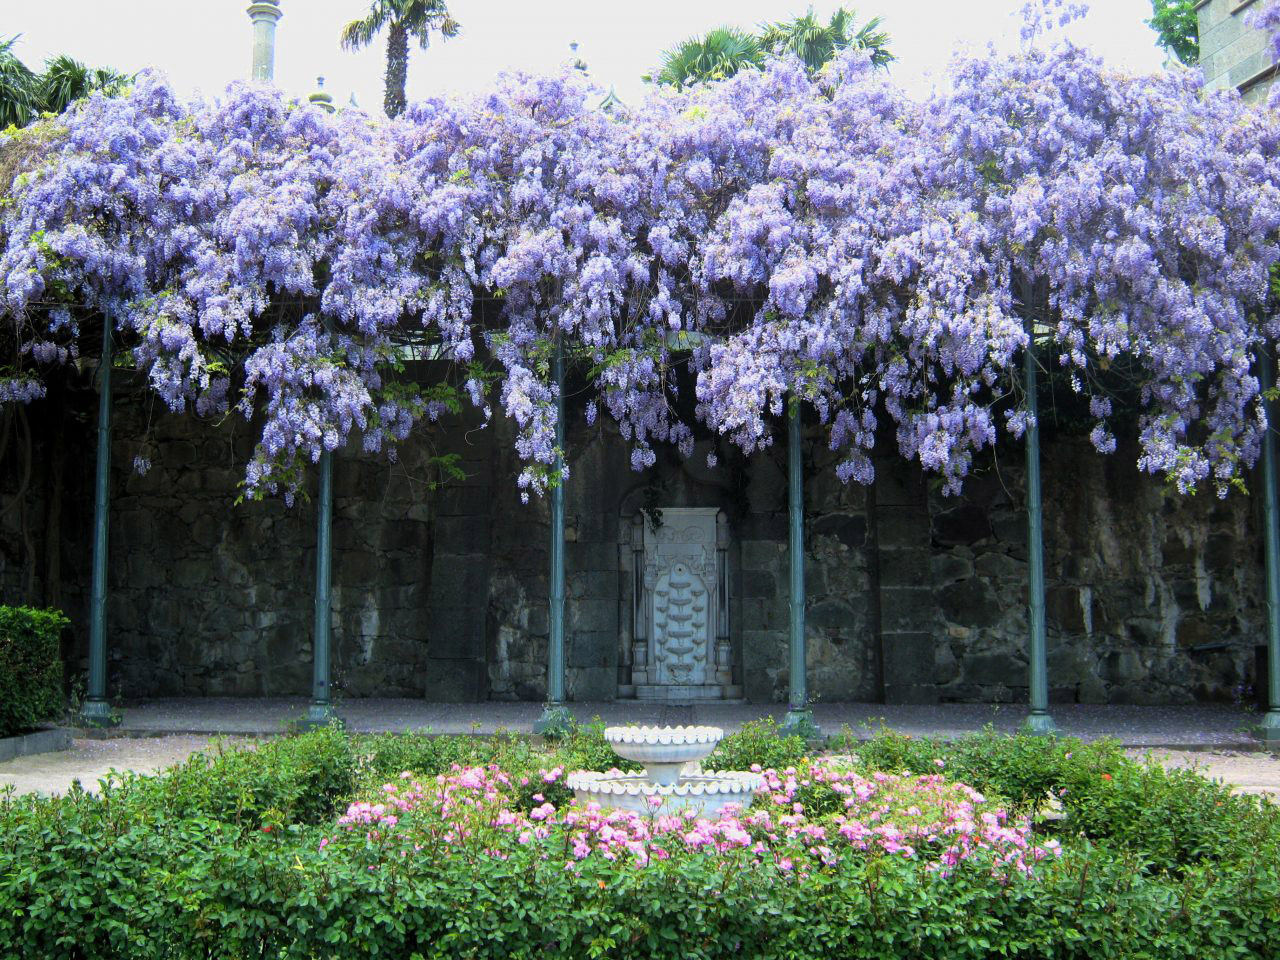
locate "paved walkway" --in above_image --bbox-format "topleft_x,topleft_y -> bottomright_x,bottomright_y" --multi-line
92,698 -> 1269,750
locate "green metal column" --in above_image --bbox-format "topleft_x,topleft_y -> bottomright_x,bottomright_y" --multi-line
1257,346 -> 1280,748
80,317 -> 119,727
535,337 -> 572,735
780,399 -> 819,740
301,448 -> 338,728
1023,331 -> 1056,736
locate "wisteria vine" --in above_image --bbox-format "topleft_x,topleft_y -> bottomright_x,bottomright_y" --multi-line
3,1 -> 1280,499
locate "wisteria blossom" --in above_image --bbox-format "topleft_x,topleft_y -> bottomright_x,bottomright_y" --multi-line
2,2 -> 1279,498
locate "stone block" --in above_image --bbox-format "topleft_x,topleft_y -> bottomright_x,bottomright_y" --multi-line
963,651 -> 1025,686
1176,617 -> 1215,649
427,557 -> 489,608
1105,651 -> 1144,683
876,509 -> 931,549
883,632 -> 935,685
877,548 -> 930,587
569,666 -> 616,701
880,588 -> 933,632
1045,586 -> 1090,633
568,599 -> 616,634
742,629 -> 783,701
437,484 -> 493,517
568,631 -> 616,669
567,570 -> 616,599
808,600 -> 858,632
740,598 -> 785,632
932,504 -> 994,546
742,539 -> 785,569
422,659 -> 486,701
975,552 -> 1024,579
873,462 -> 926,508
739,569 -> 778,599
434,515 -> 490,553
990,514 -> 1028,549
1047,646 -> 1094,686
567,541 -> 616,571
427,606 -> 487,659
939,579 -> 1000,629
930,553 -> 975,583
884,683 -> 939,705
811,513 -> 866,549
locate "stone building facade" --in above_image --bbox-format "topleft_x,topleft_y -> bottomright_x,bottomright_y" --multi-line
1198,0 -> 1279,102
0,374 -> 1268,708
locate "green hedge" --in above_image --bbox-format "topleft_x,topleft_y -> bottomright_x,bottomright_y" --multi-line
0,605 -> 66,737
0,728 -> 1277,958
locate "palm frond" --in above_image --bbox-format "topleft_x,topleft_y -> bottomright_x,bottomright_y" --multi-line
39,55 -> 133,115
653,26 -> 764,89
758,6 -> 894,74
340,8 -> 390,52
0,36 -> 40,129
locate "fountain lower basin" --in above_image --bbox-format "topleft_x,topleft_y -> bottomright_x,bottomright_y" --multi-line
567,770 -> 762,817
568,725 -> 763,817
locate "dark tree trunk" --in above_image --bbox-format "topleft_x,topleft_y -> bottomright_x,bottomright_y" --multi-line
384,21 -> 409,119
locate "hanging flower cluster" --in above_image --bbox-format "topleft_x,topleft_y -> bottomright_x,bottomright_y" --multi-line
2,3 -> 1279,498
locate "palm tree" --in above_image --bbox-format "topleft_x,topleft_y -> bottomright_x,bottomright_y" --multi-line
0,38 -> 132,129
39,55 -> 132,115
0,37 -> 40,128
340,0 -> 459,119
649,27 -> 764,89
758,7 -> 894,73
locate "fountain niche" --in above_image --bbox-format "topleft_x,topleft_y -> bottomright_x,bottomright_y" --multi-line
619,508 -> 742,702
566,725 -> 763,817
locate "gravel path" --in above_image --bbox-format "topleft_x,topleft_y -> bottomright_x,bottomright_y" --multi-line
1129,749 -> 1280,797
0,736 -> 252,796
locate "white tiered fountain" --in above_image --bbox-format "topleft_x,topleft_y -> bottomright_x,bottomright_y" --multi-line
566,725 -> 763,818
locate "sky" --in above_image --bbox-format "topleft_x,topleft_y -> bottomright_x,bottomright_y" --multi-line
1,0 -> 1172,109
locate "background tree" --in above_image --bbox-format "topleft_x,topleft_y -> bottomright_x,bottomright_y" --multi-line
39,55 -> 131,116
1147,0 -> 1198,65
340,0 -> 459,119
0,38 -> 131,129
648,27 -> 764,89
649,6 -> 891,88
758,6 -> 893,72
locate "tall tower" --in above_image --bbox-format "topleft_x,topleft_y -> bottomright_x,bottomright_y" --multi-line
247,0 -> 283,81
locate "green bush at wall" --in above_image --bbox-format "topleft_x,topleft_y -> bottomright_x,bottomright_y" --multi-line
0,605 -> 67,738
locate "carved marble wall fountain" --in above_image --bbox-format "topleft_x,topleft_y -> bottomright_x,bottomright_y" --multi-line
618,508 -> 742,702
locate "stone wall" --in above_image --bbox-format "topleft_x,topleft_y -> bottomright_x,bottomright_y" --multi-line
0,383 -> 1270,706
1198,0 -> 1278,102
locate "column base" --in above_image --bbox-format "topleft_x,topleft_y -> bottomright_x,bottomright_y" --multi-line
779,707 -> 821,742
1021,711 -> 1057,737
533,703 -> 574,737
77,698 -> 121,729
1257,710 -> 1280,750
296,701 -> 342,732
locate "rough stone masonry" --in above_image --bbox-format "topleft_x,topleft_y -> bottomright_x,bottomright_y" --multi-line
0,382 -> 1267,708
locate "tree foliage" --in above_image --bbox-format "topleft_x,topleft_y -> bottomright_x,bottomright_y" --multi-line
1,1 -> 1278,503
340,0 -> 459,117
651,6 -> 892,88
0,38 -> 130,129
1147,0 -> 1198,66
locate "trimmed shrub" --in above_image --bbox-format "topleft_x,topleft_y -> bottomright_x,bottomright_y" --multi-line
0,605 -> 67,737
708,717 -> 808,771
113,725 -> 356,830
1,739 -> 1279,958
